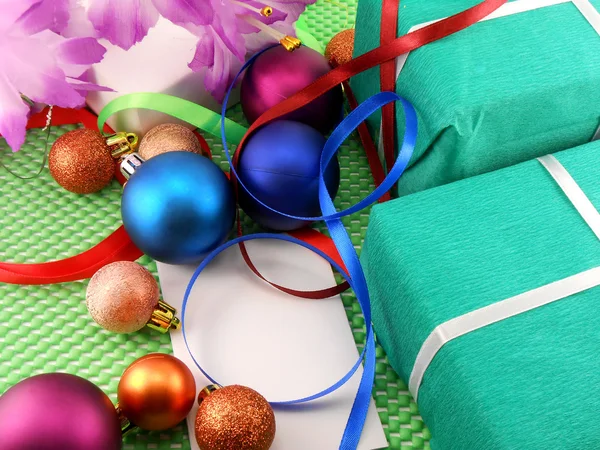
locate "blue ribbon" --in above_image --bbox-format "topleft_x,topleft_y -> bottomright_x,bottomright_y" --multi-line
181,47 -> 418,449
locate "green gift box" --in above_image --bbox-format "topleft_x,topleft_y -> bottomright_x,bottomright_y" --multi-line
361,139 -> 600,449
352,0 -> 600,196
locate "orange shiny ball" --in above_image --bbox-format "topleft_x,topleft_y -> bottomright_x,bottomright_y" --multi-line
49,128 -> 115,194
195,385 -> 276,450
118,354 -> 196,431
325,29 -> 355,67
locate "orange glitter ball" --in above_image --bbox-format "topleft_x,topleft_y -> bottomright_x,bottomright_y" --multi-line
195,385 -> 276,450
48,128 -> 115,194
325,29 -> 355,67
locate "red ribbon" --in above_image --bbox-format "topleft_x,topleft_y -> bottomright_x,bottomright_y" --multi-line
380,0 -> 401,179
232,0 -> 506,298
0,0 -> 505,286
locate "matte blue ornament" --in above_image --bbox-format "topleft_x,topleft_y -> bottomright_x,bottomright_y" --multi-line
121,151 -> 235,265
238,120 -> 340,231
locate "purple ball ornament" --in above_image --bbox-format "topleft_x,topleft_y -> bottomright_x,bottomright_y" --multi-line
0,373 -> 122,450
237,120 -> 340,231
240,45 -> 344,133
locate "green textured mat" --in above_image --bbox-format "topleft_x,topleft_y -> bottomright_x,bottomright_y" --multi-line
0,3 -> 430,449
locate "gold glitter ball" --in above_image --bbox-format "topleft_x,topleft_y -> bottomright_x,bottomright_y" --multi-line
138,123 -> 203,160
86,261 -> 160,333
195,385 -> 276,450
325,29 -> 355,67
49,128 -> 115,194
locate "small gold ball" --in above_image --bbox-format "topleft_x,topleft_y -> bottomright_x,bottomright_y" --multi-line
118,354 -> 196,431
49,128 -> 115,194
86,261 -> 159,333
138,124 -> 203,160
325,29 -> 355,67
195,385 -> 276,450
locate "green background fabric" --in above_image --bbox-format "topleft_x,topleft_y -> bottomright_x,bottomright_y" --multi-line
0,2 -> 432,449
362,140 -> 600,449
352,0 -> 600,196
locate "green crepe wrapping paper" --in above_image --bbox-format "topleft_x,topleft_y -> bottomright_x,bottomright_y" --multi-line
361,140 -> 600,449
352,0 -> 600,196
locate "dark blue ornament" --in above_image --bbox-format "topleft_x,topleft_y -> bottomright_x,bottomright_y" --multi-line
237,120 -> 340,231
121,152 -> 235,265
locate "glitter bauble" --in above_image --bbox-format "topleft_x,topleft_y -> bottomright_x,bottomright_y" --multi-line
86,261 -> 159,333
0,373 -> 122,450
121,151 -> 235,265
325,29 -> 355,67
138,124 -> 203,160
49,128 -> 115,194
240,45 -> 343,134
238,120 -> 340,231
118,354 -> 196,431
195,385 -> 276,450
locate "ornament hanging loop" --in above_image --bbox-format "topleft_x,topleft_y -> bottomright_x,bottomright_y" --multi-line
107,131 -> 139,159
260,6 -> 273,16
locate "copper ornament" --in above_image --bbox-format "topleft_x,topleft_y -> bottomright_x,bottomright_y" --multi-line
118,354 -> 196,431
195,385 -> 276,450
86,261 -> 160,333
49,128 -> 115,194
325,29 -> 355,67
138,124 -> 203,160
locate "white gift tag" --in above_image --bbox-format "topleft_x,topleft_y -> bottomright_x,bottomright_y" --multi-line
157,239 -> 387,450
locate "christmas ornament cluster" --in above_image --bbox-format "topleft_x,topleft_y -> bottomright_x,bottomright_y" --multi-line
0,38 -> 353,450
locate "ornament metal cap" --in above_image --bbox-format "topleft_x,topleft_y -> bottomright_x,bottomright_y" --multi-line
115,403 -> 136,436
106,132 -> 139,158
280,35 -> 301,51
147,300 -> 181,333
197,384 -> 221,405
120,153 -> 146,180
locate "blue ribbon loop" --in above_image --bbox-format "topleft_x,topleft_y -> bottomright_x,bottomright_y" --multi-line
181,47 -> 418,450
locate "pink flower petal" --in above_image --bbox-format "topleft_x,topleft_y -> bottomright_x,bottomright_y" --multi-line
151,0 -> 213,26
0,0 -> 41,32
61,0 -> 98,38
88,0 -> 160,50
0,36 -> 85,108
14,0 -> 70,35
189,28 -> 241,102
67,77 -> 113,92
0,74 -> 31,152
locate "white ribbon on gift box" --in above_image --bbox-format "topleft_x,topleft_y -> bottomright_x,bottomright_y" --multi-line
378,0 -> 600,160
409,154 -> 600,400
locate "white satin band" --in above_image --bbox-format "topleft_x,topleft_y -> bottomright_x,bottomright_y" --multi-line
538,155 -> 600,239
408,155 -> 600,400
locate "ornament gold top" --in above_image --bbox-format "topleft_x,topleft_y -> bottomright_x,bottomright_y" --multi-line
148,299 -> 181,333
280,35 -> 301,51
260,6 -> 273,16
106,131 -> 139,158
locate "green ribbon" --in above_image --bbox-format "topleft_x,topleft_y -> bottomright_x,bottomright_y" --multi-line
97,92 -> 248,145
96,22 -> 323,143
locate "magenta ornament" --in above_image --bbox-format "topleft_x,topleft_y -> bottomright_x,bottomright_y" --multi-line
240,45 -> 343,133
0,373 -> 122,450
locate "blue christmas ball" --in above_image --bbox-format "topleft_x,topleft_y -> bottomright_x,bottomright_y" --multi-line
237,120 -> 340,231
122,151 -> 235,265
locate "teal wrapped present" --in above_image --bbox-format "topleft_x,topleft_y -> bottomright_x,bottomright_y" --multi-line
361,139 -> 600,449
352,0 -> 600,196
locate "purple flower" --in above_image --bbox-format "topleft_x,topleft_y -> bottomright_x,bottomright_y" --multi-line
0,0 -> 108,152
83,0 -> 316,101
